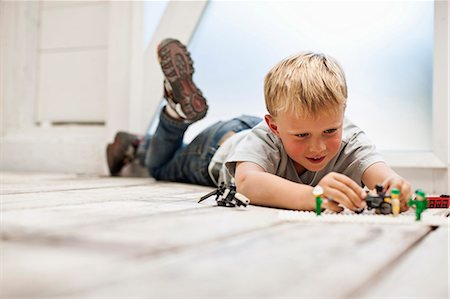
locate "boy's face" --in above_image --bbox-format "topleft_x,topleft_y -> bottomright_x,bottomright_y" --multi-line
265,108 -> 344,174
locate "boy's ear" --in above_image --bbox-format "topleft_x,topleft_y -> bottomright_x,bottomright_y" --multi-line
265,114 -> 280,136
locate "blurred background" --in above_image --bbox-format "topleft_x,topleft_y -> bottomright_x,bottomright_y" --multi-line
1,0 -> 448,193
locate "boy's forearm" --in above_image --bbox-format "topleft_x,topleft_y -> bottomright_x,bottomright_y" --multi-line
236,171 -> 316,211
362,161 -> 397,189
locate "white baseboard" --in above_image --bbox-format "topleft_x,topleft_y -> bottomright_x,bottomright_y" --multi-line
0,126 -> 108,174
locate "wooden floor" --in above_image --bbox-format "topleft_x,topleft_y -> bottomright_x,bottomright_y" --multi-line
1,172 -> 449,298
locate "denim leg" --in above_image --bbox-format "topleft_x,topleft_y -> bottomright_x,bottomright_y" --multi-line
143,111 -> 262,187
136,134 -> 152,167
143,108 -> 190,177
150,122 -> 220,186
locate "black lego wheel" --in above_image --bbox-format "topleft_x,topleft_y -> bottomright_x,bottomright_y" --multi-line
379,202 -> 392,215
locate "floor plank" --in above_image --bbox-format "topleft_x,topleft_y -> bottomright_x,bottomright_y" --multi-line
356,226 -> 449,298
1,172 -> 151,195
2,182 -> 213,211
4,205 -> 284,256
68,223 -> 431,298
3,221 -> 431,298
1,241 -> 134,297
2,185 -> 216,236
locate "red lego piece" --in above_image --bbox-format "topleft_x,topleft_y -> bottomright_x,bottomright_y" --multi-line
426,194 -> 450,208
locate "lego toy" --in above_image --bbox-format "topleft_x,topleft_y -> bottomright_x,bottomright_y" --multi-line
365,184 -> 393,215
426,194 -> 450,208
199,183 -> 250,207
391,188 -> 400,216
312,186 -> 324,216
408,189 -> 428,221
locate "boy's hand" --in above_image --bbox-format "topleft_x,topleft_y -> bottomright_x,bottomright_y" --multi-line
317,172 -> 367,212
382,174 -> 412,212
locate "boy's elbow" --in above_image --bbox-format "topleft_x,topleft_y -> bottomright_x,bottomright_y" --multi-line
235,172 -> 246,192
235,170 -> 255,197
234,162 -> 266,199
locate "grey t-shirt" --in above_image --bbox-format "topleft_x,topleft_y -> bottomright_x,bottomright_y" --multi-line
208,117 -> 384,187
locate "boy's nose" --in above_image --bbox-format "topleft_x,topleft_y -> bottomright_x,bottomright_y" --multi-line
309,139 -> 326,152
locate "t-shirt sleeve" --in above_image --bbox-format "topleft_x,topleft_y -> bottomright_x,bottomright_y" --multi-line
336,130 -> 385,185
225,127 -> 281,177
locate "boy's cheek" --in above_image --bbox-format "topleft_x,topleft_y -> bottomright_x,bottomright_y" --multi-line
329,142 -> 341,154
289,142 -> 307,157
327,137 -> 342,155
282,142 -> 306,162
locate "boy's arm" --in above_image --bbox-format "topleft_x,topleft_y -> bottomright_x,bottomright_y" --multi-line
362,161 -> 412,210
235,161 -> 315,210
235,161 -> 364,212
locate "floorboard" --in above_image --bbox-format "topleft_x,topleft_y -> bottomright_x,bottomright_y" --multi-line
67,223 -> 431,298
1,172 -> 151,195
356,227 -> 449,298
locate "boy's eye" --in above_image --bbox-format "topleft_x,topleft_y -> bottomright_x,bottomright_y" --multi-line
324,128 -> 337,134
296,133 -> 309,138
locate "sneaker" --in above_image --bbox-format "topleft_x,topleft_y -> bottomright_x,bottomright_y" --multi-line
157,38 -> 208,122
106,132 -> 141,176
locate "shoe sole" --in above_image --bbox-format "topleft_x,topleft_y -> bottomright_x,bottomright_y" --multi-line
158,39 -> 208,122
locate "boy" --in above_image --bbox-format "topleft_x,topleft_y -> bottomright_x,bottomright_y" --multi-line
107,38 -> 412,213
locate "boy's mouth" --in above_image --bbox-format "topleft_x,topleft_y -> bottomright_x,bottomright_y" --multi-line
306,156 -> 325,164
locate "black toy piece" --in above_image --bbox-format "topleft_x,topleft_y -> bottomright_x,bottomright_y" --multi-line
365,184 -> 392,215
198,182 -> 227,203
199,183 -> 250,207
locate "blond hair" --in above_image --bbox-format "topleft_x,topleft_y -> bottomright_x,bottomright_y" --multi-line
264,52 -> 347,118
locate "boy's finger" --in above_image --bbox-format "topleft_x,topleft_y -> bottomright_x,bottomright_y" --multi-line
400,183 -> 412,200
382,178 -> 397,192
334,174 -> 366,203
326,188 -> 359,211
328,180 -> 364,209
384,178 -> 404,194
335,173 -> 366,197
400,184 -> 412,212
382,179 -> 390,191
323,199 -> 344,213
400,201 -> 409,212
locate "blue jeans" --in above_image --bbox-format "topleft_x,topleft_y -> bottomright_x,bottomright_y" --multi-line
140,108 -> 261,187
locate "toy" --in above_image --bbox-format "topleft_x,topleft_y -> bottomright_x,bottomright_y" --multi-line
391,188 -> 400,216
312,186 -> 324,215
365,184 -> 393,215
408,189 -> 428,221
426,194 -> 449,208
199,183 -> 250,207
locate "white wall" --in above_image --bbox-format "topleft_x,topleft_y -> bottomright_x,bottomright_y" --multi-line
0,0 -> 206,174
1,1 -> 108,174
